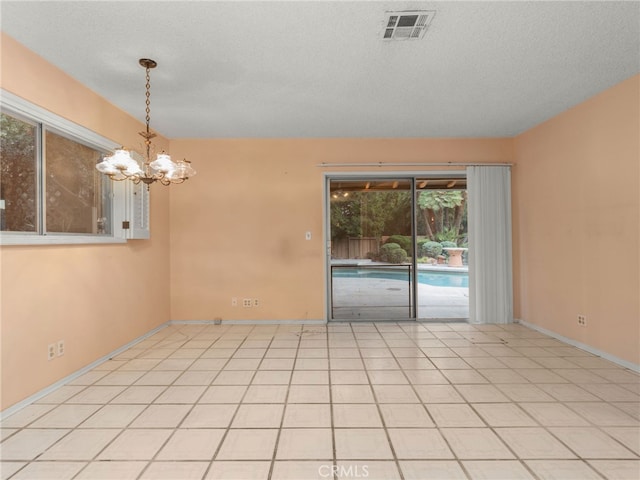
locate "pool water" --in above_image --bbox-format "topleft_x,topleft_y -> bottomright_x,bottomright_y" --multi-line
333,268 -> 468,288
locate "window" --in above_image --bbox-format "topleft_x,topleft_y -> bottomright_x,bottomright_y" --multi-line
0,112 -> 37,232
44,129 -> 111,235
0,90 -> 146,245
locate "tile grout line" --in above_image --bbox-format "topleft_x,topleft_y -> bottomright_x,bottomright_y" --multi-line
2,322 -> 638,480
12,325 -> 198,479
266,324 -> 301,480
136,323 -> 238,479
201,323 -> 265,479
33,326 -> 203,478
354,322 -> 404,477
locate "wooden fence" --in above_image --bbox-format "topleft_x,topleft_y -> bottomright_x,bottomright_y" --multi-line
332,237 -> 379,259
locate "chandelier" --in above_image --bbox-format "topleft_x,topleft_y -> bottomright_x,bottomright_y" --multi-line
96,58 -> 195,186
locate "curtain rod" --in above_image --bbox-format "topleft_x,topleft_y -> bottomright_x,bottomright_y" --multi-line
316,162 -> 512,168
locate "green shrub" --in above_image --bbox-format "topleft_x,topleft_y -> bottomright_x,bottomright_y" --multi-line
417,239 -> 430,256
386,248 -> 407,264
417,256 -> 437,265
385,235 -> 412,254
379,242 -> 407,263
421,241 -> 443,258
366,251 -> 380,261
435,228 -> 460,243
380,242 -> 401,256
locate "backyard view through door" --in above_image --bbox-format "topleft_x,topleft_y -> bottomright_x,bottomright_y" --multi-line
329,177 -> 469,321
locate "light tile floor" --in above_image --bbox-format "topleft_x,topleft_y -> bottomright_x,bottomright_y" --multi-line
1,322 -> 639,479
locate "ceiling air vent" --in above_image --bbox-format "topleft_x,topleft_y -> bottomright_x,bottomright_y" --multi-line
383,10 -> 435,41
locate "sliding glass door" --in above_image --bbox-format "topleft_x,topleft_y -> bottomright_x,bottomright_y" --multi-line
415,178 -> 469,319
327,175 -> 469,321
329,179 -> 414,320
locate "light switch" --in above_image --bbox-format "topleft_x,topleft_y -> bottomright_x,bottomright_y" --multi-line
305,231 -> 312,240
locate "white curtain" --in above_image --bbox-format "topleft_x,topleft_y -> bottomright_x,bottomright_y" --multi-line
467,166 -> 513,324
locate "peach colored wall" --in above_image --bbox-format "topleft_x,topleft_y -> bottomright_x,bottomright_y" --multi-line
168,139 -> 513,322
3,30 -> 636,413
0,34 -> 172,410
513,75 -> 640,365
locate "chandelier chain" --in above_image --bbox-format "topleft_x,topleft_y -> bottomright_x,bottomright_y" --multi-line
144,66 -> 152,130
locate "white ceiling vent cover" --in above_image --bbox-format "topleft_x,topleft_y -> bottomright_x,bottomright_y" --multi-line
383,10 -> 435,40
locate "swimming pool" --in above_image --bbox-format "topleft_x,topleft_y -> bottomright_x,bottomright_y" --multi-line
332,268 -> 468,288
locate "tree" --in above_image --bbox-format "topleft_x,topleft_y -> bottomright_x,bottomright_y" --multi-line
330,194 -> 362,239
330,190 -> 411,240
417,190 -> 467,241
330,187 -> 468,249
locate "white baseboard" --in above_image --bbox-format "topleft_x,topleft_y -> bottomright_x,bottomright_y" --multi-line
0,323 -> 170,420
516,319 -> 640,373
1,319 -> 327,419
16,317 -> 635,420
169,319 -> 327,325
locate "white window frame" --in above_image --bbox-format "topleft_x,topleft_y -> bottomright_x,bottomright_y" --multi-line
0,89 -> 148,245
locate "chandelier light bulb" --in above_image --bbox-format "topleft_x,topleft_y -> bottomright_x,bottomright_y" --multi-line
149,152 -> 176,174
171,159 -> 196,180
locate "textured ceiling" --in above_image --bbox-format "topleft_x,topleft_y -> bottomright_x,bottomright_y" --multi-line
1,1 -> 639,138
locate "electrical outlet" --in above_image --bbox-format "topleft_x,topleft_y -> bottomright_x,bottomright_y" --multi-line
48,344 -> 56,361
243,298 -> 252,308
577,314 -> 587,327
231,297 -> 238,307
57,340 -> 65,357
253,298 -> 259,307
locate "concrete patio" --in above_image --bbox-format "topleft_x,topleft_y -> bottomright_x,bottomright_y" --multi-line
330,263 -> 469,320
